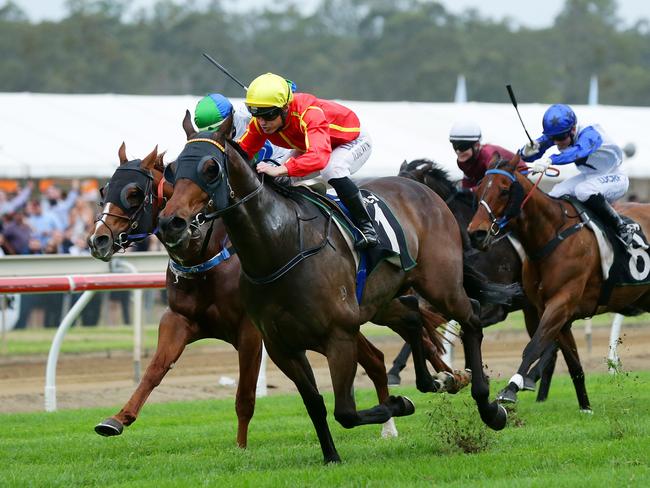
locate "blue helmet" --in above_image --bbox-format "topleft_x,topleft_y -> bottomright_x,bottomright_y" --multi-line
542,104 -> 577,136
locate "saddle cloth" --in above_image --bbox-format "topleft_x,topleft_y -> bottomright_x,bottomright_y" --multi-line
292,185 -> 417,303
569,198 -> 650,305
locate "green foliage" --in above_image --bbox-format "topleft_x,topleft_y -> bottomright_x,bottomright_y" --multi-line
1,0 -> 649,104
1,373 -> 650,486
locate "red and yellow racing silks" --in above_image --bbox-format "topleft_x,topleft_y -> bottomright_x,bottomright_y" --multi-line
238,93 -> 361,177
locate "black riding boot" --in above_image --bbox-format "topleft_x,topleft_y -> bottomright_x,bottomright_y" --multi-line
584,193 -> 639,247
329,177 -> 379,249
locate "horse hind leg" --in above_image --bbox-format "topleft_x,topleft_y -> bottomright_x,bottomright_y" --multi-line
372,295 -> 439,393
234,319 -> 263,448
557,328 -> 592,412
264,341 -> 341,464
355,334 -> 399,438
95,311 -> 195,436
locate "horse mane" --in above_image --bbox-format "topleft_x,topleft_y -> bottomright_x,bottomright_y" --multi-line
402,159 -> 459,202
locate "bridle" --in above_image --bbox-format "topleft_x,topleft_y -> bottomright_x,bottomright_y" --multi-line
95,162 -> 166,252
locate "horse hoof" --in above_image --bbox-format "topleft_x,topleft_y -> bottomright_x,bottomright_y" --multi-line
485,403 -> 508,431
416,376 -> 439,393
95,418 -> 124,437
399,396 -> 416,416
496,387 -> 518,404
387,373 -> 401,386
579,408 -> 593,415
523,376 -> 536,391
324,453 -> 342,464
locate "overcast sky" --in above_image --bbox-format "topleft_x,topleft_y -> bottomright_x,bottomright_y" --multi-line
8,0 -> 650,28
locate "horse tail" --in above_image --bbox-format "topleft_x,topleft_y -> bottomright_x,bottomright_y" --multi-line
462,262 -> 524,306
417,302 -> 447,355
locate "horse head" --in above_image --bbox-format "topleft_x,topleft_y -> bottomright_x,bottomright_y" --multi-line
467,154 -> 525,251
157,110 -> 239,249
88,143 -> 165,261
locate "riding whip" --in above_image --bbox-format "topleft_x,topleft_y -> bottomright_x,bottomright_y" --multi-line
506,84 -> 534,145
202,52 -> 248,91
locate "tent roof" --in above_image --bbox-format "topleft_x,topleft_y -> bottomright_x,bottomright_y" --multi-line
0,93 -> 647,180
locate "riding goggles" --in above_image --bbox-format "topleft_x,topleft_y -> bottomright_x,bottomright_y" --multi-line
451,140 -> 475,152
550,131 -> 571,142
247,105 -> 284,121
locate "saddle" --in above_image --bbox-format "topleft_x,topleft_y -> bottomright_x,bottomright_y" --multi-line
282,183 -> 417,302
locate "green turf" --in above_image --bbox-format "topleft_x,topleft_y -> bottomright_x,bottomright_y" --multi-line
1,372 -> 649,487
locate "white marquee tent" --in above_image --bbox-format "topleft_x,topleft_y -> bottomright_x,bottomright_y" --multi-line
1,93 -> 648,181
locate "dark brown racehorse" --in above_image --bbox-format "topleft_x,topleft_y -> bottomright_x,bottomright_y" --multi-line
87,141 -> 419,445
156,113 -> 516,463
467,154 -> 650,411
398,159 -> 563,400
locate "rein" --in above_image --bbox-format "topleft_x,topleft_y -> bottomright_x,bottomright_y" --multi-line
240,211 -> 334,285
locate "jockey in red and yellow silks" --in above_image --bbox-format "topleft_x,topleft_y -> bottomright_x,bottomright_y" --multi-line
239,93 -> 361,178
238,72 -> 377,249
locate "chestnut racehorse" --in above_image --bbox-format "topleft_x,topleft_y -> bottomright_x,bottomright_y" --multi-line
156,113 -> 517,463
467,155 -> 650,411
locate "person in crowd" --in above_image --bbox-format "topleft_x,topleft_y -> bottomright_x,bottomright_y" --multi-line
41,180 -> 79,229
238,72 -> 378,249
194,92 -> 291,163
25,199 -> 60,248
2,210 -> 32,254
0,182 -> 33,216
520,103 -> 640,248
448,120 -> 524,190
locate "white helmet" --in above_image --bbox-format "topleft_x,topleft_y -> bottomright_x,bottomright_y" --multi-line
449,120 -> 482,142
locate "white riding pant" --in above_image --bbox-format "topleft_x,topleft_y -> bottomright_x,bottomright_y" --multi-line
548,170 -> 629,203
290,128 -> 372,183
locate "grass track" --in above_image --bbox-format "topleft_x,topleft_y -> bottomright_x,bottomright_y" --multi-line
1,372 -> 649,487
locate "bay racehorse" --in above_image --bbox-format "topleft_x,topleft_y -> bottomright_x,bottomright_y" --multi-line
467,154 -> 650,411
87,139 -> 427,444
398,159 -> 565,401
156,112 -> 517,463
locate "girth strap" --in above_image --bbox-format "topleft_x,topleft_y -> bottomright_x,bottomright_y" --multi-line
529,222 -> 585,261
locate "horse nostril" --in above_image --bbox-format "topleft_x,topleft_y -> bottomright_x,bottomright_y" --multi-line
169,216 -> 188,232
469,230 -> 488,249
90,234 -> 110,250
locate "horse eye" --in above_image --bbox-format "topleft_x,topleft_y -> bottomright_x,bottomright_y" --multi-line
203,159 -> 221,182
125,188 -> 144,208
499,188 -> 510,197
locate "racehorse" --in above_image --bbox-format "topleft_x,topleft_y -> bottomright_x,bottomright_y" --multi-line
156,112 -> 516,463
398,159 -> 562,400
87,140 -> 429,445
467,154 -> 650,410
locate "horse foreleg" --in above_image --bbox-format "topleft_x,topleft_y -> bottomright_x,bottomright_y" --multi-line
461,324 -> 507,430
556,328 -> 592,412
95,311 -> 196,436
522,304 -> 559,400
498,298 -> 573,405
264,341 -> 340,464
234,319 -> 263,448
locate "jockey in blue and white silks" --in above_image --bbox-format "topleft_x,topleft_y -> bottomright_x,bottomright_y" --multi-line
519,103 -> 639,248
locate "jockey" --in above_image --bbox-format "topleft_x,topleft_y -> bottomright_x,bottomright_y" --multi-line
520,103 -> 638,248
448,121 -> 521,190
194,93 -> 290,163
238,72 -> 378,249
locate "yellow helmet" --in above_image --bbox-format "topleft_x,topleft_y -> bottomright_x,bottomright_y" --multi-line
246,73 -> 293,110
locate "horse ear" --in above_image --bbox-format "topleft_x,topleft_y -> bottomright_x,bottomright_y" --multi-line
154,150 -> 167,171
118,142 -> 128,164
182,110 -> 196,139
142,145 -> 158,169
212,114 -> 234,143
399,160 -> 408,172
